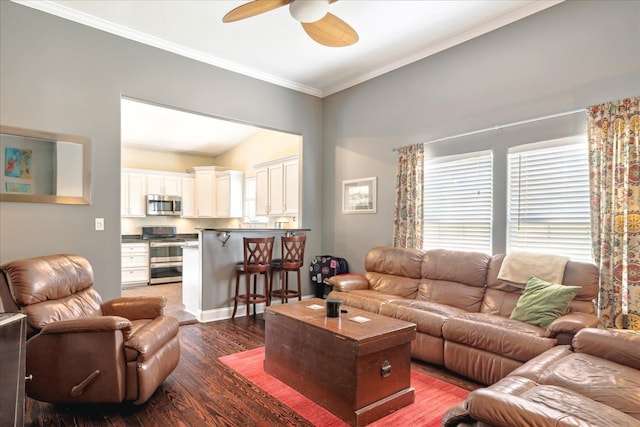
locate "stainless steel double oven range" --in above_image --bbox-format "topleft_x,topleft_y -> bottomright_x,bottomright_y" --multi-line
141,226 -> 198,285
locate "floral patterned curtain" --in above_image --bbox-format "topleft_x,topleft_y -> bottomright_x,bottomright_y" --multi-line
588,97 -> 640,330
393,144 -> 424,248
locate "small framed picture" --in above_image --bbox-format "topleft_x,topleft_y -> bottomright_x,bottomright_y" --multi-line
342,177 -> 376,214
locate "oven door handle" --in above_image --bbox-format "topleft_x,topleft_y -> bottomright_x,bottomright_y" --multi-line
150,262 -> 183,268
149,241 -> 182,247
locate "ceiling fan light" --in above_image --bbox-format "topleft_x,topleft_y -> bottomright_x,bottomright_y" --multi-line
289,0 -> 329,23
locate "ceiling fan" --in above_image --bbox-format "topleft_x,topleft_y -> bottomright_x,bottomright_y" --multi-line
222,0 -> 359,47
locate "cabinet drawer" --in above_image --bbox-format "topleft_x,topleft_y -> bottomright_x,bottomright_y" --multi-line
122,254 -> 148,267
122,267 -> 149,284
122,243 -> 148,254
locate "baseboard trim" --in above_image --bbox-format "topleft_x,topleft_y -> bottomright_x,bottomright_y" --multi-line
193,294 -> 316,323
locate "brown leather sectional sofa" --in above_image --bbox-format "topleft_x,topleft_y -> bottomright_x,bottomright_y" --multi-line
327,246 -> 600,385
443,327 -> 640,426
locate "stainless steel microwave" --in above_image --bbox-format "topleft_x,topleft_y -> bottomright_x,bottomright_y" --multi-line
146,194 -> 182,216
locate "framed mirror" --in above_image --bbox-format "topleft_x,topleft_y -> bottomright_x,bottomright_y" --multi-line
0,125 -> 91,205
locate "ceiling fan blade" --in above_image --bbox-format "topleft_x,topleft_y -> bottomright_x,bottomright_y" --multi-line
223,0 -> 291,23
301,13 -> 358,47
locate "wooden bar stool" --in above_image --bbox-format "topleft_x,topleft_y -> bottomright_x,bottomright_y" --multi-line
233,236 -> 274,325
270,235 -> 306,304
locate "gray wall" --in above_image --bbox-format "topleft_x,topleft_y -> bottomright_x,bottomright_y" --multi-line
0,2 -> 323,301
1,1 -> 639,295
323,0 -> 640,272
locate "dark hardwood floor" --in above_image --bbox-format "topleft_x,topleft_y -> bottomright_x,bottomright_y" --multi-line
24,315 -> 480,426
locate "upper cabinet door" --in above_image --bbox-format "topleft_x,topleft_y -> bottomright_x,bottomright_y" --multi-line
216,173 -> 231,217
181,176 -> 195,218
163,175 -> 182,196
252,155 -> 299,217
216,170 -> 244,218
268,165 -> 284,216
123,172 -> 147,217
146,174 -> 182,196
255,168 -> 269,216
121,173 -> 129,216
146,175 -> 163,195
283,159 -> 298,216
194,169 -> 215,218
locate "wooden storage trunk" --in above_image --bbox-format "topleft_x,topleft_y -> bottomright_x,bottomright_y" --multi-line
264,299 -> 416,426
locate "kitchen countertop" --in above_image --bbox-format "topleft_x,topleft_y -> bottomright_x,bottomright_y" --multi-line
121,233 -> 198,243
197,228 -> 310,232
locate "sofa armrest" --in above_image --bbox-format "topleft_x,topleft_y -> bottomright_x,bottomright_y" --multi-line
325,274 -> 369,292
573,327 -> 640,370
545,312 -> 599,339
124,315 -> 179,362
40,316 -> 133,340
467,388 -> 571,426
442,402 -> 477,427
102,296 -> 166,320
468,384 -> 640,426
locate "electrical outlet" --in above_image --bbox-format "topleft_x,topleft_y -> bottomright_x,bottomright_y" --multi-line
95,218 -> 105,231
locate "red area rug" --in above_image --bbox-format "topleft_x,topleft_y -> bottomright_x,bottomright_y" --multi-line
219,347 -> 468,426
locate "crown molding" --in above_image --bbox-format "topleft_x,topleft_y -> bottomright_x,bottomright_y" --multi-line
13,0 -> 324,97
13,0 -> 562,99
321,1 -> 563,97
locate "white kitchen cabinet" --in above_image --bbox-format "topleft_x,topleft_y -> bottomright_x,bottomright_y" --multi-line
164,176 -> 181,195
216,170 -> 244,218
145,174 -> 163,195
268,164 -> 284,215
121,173 -> 127,216
122,169 -> 187,217
121,172 -> 147,217
187,166 -> 245,218
188,166 -> 218,218
146,173 -> 182,196
121,242 -> 149,287
181,175 -> 196,218
283,158 -> 299,216
255,167 -> 270,216
253,156 -> 299,216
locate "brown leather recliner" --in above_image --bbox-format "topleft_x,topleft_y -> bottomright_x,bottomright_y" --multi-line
0,254 -> 180,405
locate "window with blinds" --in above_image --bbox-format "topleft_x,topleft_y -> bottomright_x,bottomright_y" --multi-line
507,137 -> 592,263
423,151 -> 493,253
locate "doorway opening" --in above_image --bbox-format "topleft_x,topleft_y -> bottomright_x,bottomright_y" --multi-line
120,97 -> 302,323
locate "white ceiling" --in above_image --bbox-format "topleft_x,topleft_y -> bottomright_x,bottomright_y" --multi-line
17,0 -> 561,98
121,98 -> 261,156
16,0 -> 561,155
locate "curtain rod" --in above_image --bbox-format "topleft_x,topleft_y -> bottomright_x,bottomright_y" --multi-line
392,108 -> 585,152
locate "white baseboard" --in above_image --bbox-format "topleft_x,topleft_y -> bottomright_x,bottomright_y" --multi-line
194,294 -> 316,323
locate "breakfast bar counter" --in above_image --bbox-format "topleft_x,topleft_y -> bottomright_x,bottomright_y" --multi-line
182,228 -> 310,322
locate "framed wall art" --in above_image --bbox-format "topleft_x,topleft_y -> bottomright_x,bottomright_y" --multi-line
342,177 -> 377,214
0,125 -> 91,204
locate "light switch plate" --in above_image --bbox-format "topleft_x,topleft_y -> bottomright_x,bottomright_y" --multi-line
95,218 -> 104,231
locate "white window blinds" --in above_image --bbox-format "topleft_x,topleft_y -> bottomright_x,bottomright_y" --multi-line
423,151 -> 493,253
507,137 -> 592,263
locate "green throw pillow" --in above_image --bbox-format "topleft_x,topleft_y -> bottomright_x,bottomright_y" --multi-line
510,276 -> 581,329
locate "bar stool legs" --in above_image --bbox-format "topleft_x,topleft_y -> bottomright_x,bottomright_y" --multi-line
271,266 -> 303,304
271,235 -> 306,304
233,237 -> 274,325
